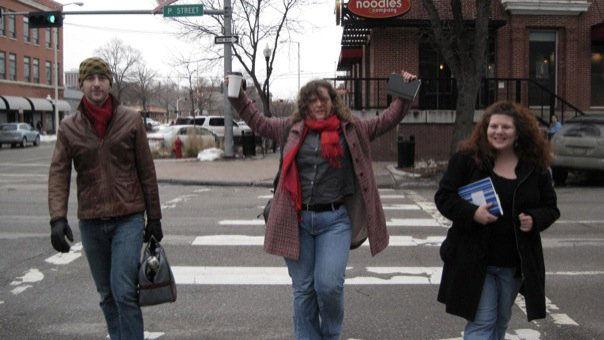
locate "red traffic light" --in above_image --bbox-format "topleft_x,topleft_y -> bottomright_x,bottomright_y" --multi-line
28,11 -> 63,28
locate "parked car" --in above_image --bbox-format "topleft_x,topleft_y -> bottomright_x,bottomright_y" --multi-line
551,114 -> 604,185
191,116 -> 252,141
143,117 -> 161,130
0,123 -> 40,148
147,125 -> 217,152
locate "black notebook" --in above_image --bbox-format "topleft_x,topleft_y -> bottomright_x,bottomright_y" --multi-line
387,74 -> 421,101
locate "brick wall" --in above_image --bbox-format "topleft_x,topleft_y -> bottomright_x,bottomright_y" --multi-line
0,0 -> 64,98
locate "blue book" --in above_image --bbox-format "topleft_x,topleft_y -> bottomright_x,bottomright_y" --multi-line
458,177 -> 504,216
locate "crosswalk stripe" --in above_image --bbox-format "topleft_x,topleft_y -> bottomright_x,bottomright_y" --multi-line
219,218 -> 443,227
383,204 -> 421,210
386,218 -> 443,227
172,266 -> 443,285
192,235 -> 444,246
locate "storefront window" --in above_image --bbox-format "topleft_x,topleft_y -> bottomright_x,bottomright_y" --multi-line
591,41 -> 604,107
418,35 -> 495,110
529,31 -> 557,106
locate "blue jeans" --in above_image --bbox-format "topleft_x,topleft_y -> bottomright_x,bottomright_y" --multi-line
464,266 -> 522,340
79,213 -> 145,340
285,206 -> 352,340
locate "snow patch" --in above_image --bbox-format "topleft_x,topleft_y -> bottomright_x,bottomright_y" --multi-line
197,148 -> 224,161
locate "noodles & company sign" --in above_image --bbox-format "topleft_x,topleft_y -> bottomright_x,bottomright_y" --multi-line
347,0 -> 411,19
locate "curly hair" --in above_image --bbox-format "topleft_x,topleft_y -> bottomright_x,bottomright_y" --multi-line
459,101 -> 552,169
291,79 -> 352,123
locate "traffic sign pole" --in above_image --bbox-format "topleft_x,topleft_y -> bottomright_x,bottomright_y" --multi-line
223,0 -> 234,158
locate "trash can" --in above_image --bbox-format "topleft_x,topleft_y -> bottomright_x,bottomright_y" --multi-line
242,131 -> 256,157
397,135 -> 415,168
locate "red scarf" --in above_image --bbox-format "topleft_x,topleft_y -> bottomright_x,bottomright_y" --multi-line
82,96 -> 113,138
281,115 -> 343,216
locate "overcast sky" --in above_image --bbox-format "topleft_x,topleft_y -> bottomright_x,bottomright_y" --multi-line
62,0 -> 343,100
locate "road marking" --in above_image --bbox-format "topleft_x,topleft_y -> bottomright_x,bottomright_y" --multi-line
45,243 -> 83,265
192,235 -> 444,247
0,232 -> 47,239
440,329 -> 541,340
258,194 -> 273,199
555,220 -> 604,224
515,295 -> 579,327
11,285 -> 33,295
161,194 -> 198,210
219,220 -> 265,226
382,204 -> 421,210
193,188 -> 211,193
10,268 -> 44,286
379,194 -> 407,199
546,270 -> 604,275
0,163 -> 49,167
172,266 -> 442,285
378,188 -> 394,192
405,190 -> 451,227
0,173 -> 47,177
144,331 -> 164,339
386,218 -> 442,227
0,301 -> 3,305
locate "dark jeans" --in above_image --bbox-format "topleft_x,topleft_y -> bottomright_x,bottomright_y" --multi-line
79,213 -> 145,340
285,206 -> 352,340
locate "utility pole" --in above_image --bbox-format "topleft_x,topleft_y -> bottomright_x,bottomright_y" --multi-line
223,0 -> 234,158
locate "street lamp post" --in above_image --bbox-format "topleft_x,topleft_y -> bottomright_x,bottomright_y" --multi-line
53,2 -> 83,134
263,44 -> 271,116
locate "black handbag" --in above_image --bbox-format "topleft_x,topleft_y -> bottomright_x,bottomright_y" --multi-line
138,238 -> 177,307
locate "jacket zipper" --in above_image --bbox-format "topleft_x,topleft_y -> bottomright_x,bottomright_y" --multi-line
511,167 -> 533,284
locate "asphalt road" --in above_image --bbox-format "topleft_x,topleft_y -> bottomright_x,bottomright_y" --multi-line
0,143 -> 602,339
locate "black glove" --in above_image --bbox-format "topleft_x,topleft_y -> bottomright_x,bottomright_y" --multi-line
50,218 -> 73,253
144,219 -> 163,243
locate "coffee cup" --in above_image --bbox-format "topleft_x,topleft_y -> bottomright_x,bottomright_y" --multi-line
227,72 -> 243,98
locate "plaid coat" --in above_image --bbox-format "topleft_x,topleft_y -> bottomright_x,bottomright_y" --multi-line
232,96 -> 410,260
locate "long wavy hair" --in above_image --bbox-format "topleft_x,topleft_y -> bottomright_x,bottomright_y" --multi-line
459,101 -> 552,169
291,79 -> 352,123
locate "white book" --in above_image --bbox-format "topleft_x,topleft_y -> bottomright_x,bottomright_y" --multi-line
458,177 -> 504,216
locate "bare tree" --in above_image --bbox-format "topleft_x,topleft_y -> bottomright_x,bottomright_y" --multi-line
195,77 -> 222,116
133,64 -> 157,117
173,0 -> 310,116
95,39 -> 142,102
420,0 -> 491,154
154,79 -> 180,122
172,55 -> 201,116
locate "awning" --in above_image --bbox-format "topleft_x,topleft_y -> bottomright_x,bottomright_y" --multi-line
338,48 -> 363,70
56,100 -> 72,112
592,22 -> 604,42
0,97 -> 6,111
27,97 -> 54,111
1,96 -> 32,111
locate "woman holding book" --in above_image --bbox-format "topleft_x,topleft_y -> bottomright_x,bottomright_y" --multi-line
434,101 -> 560,339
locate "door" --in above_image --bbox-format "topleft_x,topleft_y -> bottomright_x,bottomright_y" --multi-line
529,31 -> 557,106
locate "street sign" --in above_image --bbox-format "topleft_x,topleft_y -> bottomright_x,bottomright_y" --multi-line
215,35 -> 239,44
163,4 -> 203,17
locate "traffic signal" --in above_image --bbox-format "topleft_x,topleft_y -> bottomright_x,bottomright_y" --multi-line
28,11 -> 63,28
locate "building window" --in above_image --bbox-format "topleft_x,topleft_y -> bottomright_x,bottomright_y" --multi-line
46,61 -> 52,85
33,58 -> 39,83
24,56 -> 30,82
45,28 -> 51,48
419,37 -> 455,110
0,8 -> 5,36
8,11 -> 15,38
0,52 -> 5,79
592,41 -> 604,107
9,53 -> 16,80
58,62 -> 62,85
23,17 -> 30,42
32,27 -> 39,45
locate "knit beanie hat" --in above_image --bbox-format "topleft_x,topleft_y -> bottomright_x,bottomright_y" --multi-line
78,57 -> 113,86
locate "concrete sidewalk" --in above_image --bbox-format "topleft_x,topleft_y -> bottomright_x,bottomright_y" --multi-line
154,153 -> 439,189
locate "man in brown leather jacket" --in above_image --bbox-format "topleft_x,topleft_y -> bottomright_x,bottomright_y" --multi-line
48,57 -> 162,340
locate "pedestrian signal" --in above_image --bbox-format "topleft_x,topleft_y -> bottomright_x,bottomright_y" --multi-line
28,11 -> 63,28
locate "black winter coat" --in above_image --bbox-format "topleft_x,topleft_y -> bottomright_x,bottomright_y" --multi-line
435,151 -> 560,322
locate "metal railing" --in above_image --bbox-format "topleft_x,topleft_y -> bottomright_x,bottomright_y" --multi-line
325,77 -> 585,123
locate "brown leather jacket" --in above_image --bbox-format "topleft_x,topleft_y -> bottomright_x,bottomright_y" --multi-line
48,96 -> 161,222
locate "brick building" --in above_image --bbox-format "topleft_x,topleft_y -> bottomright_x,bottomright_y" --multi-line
0,0 -> 70,133
334,0 -> 604,162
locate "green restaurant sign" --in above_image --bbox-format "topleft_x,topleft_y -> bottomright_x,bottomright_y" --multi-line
163,4 -> 204,17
